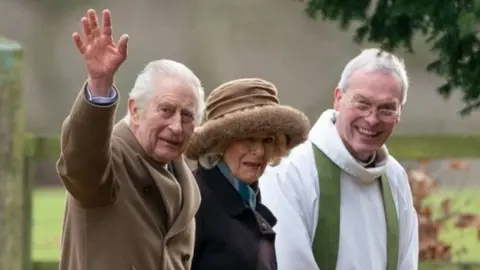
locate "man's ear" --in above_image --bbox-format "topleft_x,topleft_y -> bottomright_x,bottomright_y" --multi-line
128,98 -> 140,125
333,88 -> 343,111
396,104 -> 404,124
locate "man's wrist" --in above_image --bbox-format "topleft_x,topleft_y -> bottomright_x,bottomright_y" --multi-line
87,76 -> 114,97
85,84 -> 117,105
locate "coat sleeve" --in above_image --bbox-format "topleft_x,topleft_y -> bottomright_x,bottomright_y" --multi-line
55,82 -> 119,208
398,169 -> 419,270
259,149 -> 320,270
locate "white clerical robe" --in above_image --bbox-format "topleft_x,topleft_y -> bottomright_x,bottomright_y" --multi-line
259,109 -> 419,270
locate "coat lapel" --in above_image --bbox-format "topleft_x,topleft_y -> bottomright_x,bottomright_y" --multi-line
165,158 -> 200,239
138,157 -> 182,227
113,121 -> 200,239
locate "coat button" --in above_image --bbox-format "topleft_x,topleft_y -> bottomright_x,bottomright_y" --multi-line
260,222 -> 268,230
182,254 -> 191,263
143,185 -> 153,194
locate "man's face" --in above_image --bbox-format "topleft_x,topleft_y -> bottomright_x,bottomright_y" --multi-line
333,68 -> 403,161
129,76 -> 197,163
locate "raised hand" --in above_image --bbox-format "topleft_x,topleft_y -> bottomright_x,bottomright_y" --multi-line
72,9 -> 129,96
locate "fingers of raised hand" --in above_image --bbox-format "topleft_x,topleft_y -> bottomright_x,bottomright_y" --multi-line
81,16 -> 91,42
117,34 -> 129,60
101,9 -> 113,37
72,32 -> 86,54
88,9 -> 101,39
80,9 -> 100,43
73,8 -> 125,59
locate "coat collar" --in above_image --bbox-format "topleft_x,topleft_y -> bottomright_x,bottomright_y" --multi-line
113,120 -> 167,170
217,161 -> 259,209
113,121 -> 201,240
195,165 -> 276,226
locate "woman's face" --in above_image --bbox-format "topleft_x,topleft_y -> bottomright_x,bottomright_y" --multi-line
223,133 -> 277,184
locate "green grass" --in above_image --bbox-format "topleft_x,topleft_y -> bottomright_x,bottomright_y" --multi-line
32,187 -> 480,268
388,135 -> 480,160
33,261 -> 59,270
420,263 -> 480,270
423,189 -> 480,263
33,188 -> 65,262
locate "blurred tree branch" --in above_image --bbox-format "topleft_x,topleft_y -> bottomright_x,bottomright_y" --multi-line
304,0 -> 480,116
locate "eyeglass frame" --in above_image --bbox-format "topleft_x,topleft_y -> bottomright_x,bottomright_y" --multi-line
345,95 -> 401,123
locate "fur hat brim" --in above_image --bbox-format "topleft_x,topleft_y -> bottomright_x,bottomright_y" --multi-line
185,105 -> 310,160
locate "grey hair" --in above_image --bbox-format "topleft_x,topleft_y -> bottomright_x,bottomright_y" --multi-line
337,48 -> 409,105
124,59 -> 205,125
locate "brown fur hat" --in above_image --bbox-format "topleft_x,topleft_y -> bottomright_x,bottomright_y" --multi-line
185,78 -> 310,160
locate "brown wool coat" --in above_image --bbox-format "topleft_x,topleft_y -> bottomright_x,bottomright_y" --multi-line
56,85 -> 201,270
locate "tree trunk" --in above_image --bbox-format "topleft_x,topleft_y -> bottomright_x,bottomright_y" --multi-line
0,36 -> 28,270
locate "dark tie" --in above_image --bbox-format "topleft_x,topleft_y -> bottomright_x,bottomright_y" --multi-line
166,163 -> 175,176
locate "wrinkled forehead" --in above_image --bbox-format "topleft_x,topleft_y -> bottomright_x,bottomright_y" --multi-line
346,69 -> 403,104
150,77 -> 197,107
349,90 -> 401,106
153,76 -> 196,96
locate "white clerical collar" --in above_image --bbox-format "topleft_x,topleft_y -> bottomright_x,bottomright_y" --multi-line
309,109 -> 389,184
357,152 -> 376,167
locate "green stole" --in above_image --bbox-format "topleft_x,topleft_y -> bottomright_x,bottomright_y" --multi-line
311,144 -> 399,270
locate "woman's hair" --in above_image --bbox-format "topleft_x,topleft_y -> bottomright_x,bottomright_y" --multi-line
268,132 -> 289,166
197,132 -> 290,169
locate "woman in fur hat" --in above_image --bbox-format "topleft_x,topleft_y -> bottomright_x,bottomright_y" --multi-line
186,78 -> 310,270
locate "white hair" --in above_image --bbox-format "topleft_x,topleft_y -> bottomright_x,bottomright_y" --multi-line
337,48 -> 409,105
124,59 -> 205,125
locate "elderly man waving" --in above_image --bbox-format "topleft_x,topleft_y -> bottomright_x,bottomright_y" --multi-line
259,48 -> 419,270
56,9 -> 205,270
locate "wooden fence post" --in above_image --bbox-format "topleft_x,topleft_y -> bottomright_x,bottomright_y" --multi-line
0,36 -> 29,270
